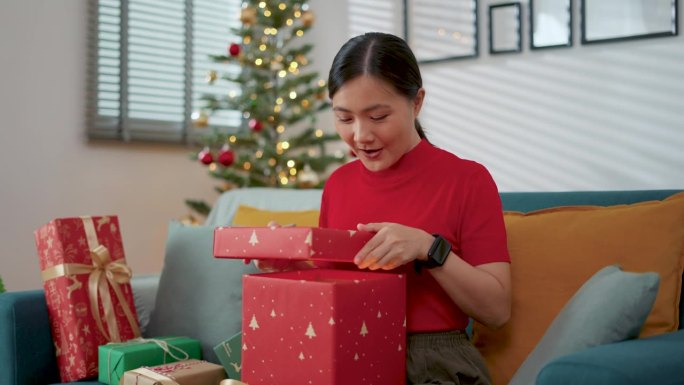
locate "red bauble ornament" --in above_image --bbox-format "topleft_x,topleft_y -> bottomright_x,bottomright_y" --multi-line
217,145 -> 235,167
198,147 -> 213,165
249,118 -> 264,132
228,43 -> 241,57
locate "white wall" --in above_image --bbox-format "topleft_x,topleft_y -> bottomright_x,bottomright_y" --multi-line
0,0 -> 346,292
421,0 -> 684,191
0,1 -> 219,291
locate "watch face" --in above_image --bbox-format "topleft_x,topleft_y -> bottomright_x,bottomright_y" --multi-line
429,235 -> 451,267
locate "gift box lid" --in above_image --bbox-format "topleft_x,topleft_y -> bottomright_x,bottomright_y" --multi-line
213,227 -> 373,263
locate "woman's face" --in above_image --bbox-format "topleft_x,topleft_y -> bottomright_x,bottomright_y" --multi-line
331,75 -> 424,172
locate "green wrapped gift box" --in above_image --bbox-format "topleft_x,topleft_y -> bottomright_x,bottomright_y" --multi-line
213,332 -> 242,380
98,336 -> 201,385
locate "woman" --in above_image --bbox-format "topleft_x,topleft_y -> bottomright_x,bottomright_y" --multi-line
265,32 -> 510,385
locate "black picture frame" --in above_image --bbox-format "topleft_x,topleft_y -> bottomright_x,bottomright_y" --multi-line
489,2 -> 523,54
530,0 -> 573,50
403,0 -> 479,64
581,0 -> 679,44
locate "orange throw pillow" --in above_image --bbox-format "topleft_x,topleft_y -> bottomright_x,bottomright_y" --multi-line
473,192 -> 684,385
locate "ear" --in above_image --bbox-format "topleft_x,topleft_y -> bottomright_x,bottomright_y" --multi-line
413,88 -> 426,116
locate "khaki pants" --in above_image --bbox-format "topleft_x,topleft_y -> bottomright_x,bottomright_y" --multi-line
407,331 -> 492,385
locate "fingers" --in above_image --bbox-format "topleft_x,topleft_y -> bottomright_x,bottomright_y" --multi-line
357,222 -> 387,232
354,228 -> 385,266
354,223 -> 422,270
353,222 -> 390,264
355,230 -> 394,269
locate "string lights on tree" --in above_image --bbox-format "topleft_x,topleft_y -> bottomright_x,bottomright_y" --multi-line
186,0 -> 346,218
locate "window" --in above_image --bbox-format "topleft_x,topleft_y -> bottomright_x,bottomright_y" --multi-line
88,0 -> 242,143
348,0 -> 402,38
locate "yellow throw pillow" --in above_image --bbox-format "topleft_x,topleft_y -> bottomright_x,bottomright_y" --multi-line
232,205 -> 320,227
473,192 -> 684,385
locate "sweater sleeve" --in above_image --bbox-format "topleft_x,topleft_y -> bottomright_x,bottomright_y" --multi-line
458,164 -> 511,266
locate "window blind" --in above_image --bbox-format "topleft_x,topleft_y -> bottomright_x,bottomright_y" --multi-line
406,0 -> 478,62
348,0 -> 402,38
87,0 -> 242,143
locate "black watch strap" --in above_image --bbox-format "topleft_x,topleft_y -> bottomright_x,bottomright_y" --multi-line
414,234 -> 451,274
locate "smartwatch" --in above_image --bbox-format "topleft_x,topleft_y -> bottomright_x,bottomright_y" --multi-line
414,234 -> 451,273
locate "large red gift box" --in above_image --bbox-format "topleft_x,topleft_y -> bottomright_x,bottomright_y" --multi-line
242,269 -> 406,385
34,215 -> 141,382
213,226 -> 373,262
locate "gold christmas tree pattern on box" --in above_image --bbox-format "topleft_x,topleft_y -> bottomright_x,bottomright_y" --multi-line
187,0 -> 347,217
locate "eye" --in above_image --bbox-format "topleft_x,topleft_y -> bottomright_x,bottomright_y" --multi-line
337,116 -> 353,123
370,114 -> 388,121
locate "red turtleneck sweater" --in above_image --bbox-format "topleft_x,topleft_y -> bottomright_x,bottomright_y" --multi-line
319,139 -> 510,332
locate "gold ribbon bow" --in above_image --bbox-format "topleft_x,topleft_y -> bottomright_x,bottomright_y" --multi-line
41,216 -> 141,342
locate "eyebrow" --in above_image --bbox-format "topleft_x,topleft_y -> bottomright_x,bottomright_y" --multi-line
332,104 -> 391,113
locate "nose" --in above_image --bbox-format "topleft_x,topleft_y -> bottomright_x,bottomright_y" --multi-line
353,120 -> 373,144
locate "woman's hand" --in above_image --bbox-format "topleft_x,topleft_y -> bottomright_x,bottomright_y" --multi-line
354,222 -> 434,270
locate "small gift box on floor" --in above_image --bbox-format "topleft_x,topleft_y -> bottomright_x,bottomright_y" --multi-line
214,332 -> 242,380
120,359 -> 226,385
213,226 -> 373,262
34,215 -> 141,382
242,269 -> 406,385
98,336 -> 202,385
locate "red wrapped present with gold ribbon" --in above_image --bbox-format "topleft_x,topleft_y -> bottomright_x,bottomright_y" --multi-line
34,215 -> 141,382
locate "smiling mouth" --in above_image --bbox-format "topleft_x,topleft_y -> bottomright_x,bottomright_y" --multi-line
359,148 -> 382,159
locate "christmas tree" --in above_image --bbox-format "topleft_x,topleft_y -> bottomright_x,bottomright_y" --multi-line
188,0 -> 346,218
305,322 -> 317,339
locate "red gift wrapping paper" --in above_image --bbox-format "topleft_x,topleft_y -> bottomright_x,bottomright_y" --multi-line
242,269 -> 406,385
213,226 -> 373,262
34,215 -> 141,382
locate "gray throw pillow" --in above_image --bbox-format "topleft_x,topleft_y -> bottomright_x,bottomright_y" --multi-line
508,265 -> 659,385
146,221 -> 257,362
131,274 -> 160,335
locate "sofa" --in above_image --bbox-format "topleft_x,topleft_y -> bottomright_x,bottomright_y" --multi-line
1,188 -> 683,385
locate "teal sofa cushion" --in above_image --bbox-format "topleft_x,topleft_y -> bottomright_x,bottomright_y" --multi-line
0,290 -> 60,385
145,221 -> 258,363
508,265 -> 659,385
537,329 -> 684,385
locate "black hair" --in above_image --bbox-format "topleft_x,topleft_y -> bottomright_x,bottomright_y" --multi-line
327,32 -> 426,139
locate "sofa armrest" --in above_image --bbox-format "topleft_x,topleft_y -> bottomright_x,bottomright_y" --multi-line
0,290 -> 60,385
0,275 -> 160,385
536,330 -> 684,385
